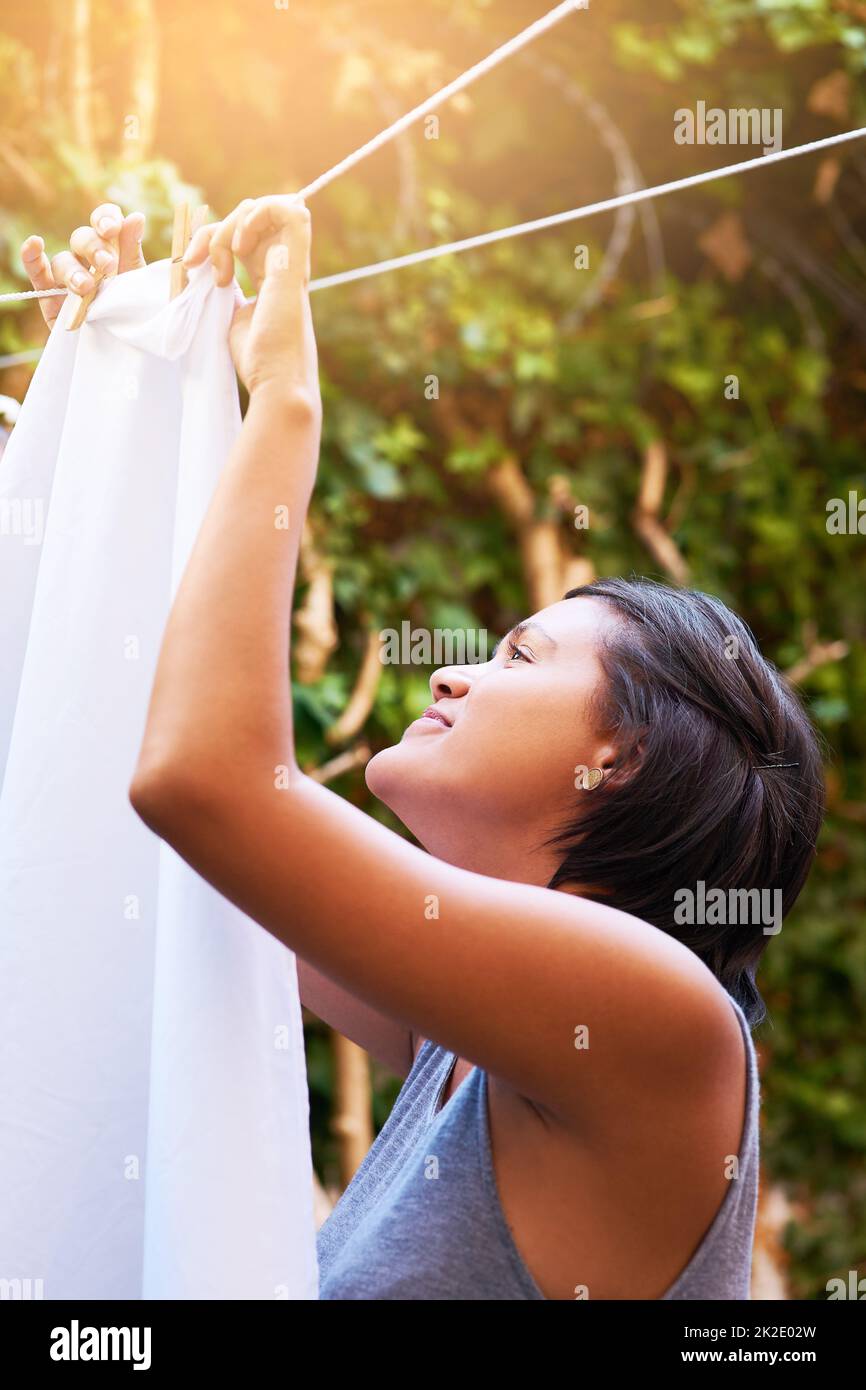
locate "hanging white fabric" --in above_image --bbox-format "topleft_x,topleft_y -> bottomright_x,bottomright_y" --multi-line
0,259 -> 319,1300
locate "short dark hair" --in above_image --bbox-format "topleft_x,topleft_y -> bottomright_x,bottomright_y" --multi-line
544,577 -> 825,1027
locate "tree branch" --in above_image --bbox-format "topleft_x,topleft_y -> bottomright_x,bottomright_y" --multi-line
293,518 -> 339,685
326,628 -> 382,747
631,440 -> 689,585
784,640 -> 849,687
306,743 -> 372,784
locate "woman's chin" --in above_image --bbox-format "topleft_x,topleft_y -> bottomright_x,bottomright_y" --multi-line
364,741 -> 435,819
364,743 -> 405,803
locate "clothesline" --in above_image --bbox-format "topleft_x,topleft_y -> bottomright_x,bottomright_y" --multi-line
303,127 -> 866,293
0,0 -> 585,313
297,0 -> 585,200
4,125 -> 865,327
0,0 -> 863,332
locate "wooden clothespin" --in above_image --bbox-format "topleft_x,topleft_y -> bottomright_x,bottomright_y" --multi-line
67,201 -> 209,331
170,201 -> 210,298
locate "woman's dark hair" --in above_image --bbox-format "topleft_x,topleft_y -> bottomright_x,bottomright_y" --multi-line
545,577 -> 825,1028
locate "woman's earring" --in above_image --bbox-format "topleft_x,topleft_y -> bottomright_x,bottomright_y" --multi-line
575,765 -> 604,790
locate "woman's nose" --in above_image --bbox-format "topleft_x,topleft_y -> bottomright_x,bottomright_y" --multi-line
429,665 -> 473,702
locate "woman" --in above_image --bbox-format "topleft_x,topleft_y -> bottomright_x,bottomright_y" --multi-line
21,201 -> 824,1301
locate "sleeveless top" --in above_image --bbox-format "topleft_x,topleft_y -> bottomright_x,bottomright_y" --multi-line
317,992 -> 761,1300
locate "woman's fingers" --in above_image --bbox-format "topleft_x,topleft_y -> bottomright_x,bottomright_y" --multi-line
89,202 -> 124,239
20,235 -> 64,327
69,224 -> 120,279
232,195 -> 305,254
182,197 -> 311,293
231,198 -> 283,256
183,197 -> 258,283
49,250 -> 97,299
82,203 -> 127,280
68,206 -> 145,285
19,205 -> 146,332
183,200 -> 254,286
20,234 -> 52,288
88,205 -> 146,274
243,196 -> 312,286
182,222 -> 217,273
117,212 -> 147,273
204,199 -> 256,287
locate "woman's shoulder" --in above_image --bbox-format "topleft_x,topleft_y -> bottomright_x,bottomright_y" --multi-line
410,987 -> 755,1298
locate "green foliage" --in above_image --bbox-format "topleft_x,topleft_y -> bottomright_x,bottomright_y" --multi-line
615,0 -> 866,76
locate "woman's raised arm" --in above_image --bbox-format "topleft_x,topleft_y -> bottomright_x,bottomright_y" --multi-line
130,196 -> 738,1125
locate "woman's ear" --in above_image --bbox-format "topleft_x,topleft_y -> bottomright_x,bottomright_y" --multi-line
601,735 -> 646,787
597,742 -> 618,772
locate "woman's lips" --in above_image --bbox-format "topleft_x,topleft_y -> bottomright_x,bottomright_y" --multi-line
411,706 -> 452,729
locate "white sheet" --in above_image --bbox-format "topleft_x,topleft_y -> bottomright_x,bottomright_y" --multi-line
0,260 -> 319,1299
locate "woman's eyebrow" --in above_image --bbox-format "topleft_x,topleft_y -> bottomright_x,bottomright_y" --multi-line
521,620 -> 558,649
491,620 -> 558,657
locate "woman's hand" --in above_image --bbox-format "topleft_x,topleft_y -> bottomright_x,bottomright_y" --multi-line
20,205 -> 146,328
182,194 -> 320,412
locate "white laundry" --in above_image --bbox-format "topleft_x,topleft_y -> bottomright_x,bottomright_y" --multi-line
0,260 -> 319,1300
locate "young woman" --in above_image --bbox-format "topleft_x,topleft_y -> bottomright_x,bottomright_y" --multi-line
22,201 -> 824,1301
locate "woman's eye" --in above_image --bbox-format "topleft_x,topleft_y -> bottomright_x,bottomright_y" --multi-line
506,641 -> 531,662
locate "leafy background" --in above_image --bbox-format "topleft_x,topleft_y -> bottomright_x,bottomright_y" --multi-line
1,0 -> 864,1298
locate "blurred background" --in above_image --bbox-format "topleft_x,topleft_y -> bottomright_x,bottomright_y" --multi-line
1,0 -> 864,1299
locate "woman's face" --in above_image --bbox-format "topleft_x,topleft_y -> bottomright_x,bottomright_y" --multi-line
365,596 -> 619,882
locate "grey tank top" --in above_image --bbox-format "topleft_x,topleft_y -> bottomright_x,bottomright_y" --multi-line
317,992 -> 761,1300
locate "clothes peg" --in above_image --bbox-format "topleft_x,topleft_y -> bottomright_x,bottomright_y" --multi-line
66,266 -> 104,332
67,202 -> 210,330
170,202 -> 210,299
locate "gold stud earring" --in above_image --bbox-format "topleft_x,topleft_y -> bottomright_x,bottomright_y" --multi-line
575,765 -> 604,790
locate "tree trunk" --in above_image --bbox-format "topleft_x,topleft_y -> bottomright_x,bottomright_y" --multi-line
331,1031 -> 374,1187
121,0 -> 160,163
70,0 -> 98,190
